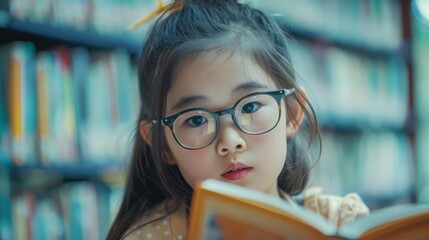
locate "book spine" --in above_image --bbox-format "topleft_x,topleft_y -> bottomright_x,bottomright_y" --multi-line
22,42 -> 37,165
0,45 -> 11,164
36,52 -> 51,164
12,191 -> 36,240
7,42 -> 37,165
34,45 -> 139,165
33,197 -> 64,239
56,48 -> 78,164
9,181 -> 121,240
71,47 -> 90,163
0,167 -> 13,240
9,44 -> 23,162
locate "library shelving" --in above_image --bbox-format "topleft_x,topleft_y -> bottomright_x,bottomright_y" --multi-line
0,15 -> 141,54
0,1 -> 145,239
0,0 -> 423,239
252,0 -> 416,209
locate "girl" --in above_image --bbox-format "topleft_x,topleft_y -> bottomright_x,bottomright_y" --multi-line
108,1 -> 369,239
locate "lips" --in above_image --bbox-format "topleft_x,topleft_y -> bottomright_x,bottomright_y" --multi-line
221,162 -> 253,181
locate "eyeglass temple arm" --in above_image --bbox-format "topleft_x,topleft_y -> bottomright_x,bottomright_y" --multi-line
283,88 -> 296,96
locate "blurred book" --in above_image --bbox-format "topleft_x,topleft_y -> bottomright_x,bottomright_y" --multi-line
0,167 -> 12,240
1,42 -> 37,166
36,48 -> 78,165
12,191 -> 35,240
0,41 -> 138,166
0,44 -> 11,164
33,197 -> 63,240
78,49 -> 137,164
59,182 -> 100,240
10,181 -> 120,240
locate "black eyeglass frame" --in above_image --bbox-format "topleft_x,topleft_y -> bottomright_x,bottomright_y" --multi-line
160,88 -> 295,150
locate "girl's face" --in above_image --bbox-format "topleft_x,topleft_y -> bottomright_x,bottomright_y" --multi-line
164,51 -> 289,196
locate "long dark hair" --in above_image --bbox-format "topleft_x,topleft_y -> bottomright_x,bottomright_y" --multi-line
107,1 -> 321,239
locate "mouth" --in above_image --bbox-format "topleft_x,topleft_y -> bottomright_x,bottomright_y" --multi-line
221,162 -> 253,181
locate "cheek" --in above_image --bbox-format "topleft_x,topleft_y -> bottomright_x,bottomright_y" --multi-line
174,149 -> 215,189
251,129 -> 287,156
256,133 -> 287,182
165,131 -> 214,188
248,114 -> 288,162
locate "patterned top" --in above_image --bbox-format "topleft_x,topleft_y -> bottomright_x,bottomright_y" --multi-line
123,187 -> 369,240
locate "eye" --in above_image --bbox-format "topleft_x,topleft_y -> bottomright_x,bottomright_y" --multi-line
241,102 -> 262,114
185,115 -> 208,127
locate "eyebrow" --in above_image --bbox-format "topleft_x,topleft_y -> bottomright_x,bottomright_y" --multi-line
170,81 -> 269,111
232,81 -> 268,94
170,95 -> 209,112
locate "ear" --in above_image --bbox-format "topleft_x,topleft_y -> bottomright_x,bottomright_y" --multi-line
139,121 -> 152,146
286,88 -> 306,137
140,120 -> 178,165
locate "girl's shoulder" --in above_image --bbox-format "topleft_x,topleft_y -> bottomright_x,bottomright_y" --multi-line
123,199 -> 187,240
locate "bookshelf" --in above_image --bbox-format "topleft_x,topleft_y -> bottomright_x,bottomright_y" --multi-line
0,1 -> 142,239
0,0 -> 422,239
0,14 -> 140,53
251,0 -> 416,209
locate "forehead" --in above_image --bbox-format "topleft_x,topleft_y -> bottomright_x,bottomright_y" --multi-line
166,50 -> 277,112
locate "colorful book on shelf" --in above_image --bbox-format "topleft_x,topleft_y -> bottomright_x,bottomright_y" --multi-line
71,47 -> 90,160
0,167 -> 12,239
59,182 -> 100,240
188,179 -> 429,240
33,197 -> 63,240
55,47 -> 78,163
111,49 -> 137,124
2,42 -> 37,165
0,44 -> 11,163
81,51 -> 114,162
78,50 -> 138,163
12,191 -> 36,240
36,47 -> 79,164
36,50 -> 64,164
36,51 -> 54,164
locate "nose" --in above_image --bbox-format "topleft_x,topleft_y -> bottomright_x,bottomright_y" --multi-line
215,118 -> 247,155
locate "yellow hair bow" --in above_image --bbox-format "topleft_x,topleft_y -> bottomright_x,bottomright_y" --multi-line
128,0 -> 181,30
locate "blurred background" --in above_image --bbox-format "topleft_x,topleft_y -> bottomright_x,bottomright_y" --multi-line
0,0 -> 428,239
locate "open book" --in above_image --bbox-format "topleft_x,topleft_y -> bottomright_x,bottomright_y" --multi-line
188,179 -> 429,240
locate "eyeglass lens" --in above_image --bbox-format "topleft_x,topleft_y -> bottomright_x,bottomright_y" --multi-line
172,93 -> 281,149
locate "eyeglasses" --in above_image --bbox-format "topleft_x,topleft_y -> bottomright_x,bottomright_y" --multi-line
161,89 -> 295,150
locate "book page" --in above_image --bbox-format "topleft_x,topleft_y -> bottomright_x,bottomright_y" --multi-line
338,204 -> 429,239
